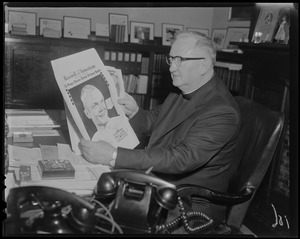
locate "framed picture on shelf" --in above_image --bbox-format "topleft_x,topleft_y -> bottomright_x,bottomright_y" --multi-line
8,10 -> 37,35
211,29 -> 227,50
224,27 -> 250,49
273,8 -> 290,44
130,21 -> 154,44
228,7 -> 252,21
251,6 -> 280,43
39,18 -> 62,38
162,23 -> 184,46
186,27 -> 209,36
63,16 -> 91,39
109,13 -> 128,42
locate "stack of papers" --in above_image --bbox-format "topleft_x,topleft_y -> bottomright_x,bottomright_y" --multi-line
7,143 -> 111,196
5,109 -> 61,137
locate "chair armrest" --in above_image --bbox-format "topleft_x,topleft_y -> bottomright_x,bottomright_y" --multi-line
176,184 -> 254,205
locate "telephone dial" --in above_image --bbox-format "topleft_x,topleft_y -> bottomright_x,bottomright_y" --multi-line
5,170 -> 219,234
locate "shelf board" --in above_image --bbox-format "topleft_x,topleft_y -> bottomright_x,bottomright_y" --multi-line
229,41 -> 289,51
5,33 -> 170,52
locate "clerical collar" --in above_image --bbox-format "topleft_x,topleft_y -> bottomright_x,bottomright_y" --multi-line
182,86 -> 202,100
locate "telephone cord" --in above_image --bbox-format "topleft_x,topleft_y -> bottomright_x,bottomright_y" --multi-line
156,196 -> 214,233
91,198 -> 123,234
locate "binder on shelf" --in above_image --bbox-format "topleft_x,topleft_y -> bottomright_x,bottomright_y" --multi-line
136,75 -> 148,94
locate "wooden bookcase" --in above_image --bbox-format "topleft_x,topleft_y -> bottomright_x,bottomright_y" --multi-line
4,34 -> 172,110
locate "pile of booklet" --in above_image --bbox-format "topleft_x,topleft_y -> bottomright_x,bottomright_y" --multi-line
5,109 -> 61,138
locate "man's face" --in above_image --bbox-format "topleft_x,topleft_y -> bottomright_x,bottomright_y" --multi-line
169,37 -> 203,93
84,89 -> 108,126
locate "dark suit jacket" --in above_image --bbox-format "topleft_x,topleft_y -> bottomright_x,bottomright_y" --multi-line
115,75 -> 240,222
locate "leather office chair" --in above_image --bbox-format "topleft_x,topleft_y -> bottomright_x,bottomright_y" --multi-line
177,96 -> 285,234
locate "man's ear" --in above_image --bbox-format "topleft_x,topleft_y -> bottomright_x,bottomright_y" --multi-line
84,109 -> 92,119
199,59 -> 211,75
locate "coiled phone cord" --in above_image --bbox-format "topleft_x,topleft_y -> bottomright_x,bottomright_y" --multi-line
156,196 -> 214,234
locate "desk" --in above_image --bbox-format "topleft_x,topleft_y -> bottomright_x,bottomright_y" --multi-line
4,111 -> 112,199
5,128 -> 70,197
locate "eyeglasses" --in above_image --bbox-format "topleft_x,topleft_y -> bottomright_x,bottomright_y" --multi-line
165,55 -> 205,67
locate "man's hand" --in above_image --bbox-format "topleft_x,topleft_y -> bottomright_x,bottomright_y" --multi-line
117,92 -> 139,119
79,138 -> 116,165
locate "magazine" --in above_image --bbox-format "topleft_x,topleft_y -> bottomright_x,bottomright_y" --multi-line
51,48 -> 139,154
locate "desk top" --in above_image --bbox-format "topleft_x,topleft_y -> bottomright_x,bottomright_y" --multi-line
7,129 -> 70,148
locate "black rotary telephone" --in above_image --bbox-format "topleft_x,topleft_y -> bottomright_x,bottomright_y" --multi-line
5,186 -> 97,234
5,170 -> 252,234
95,170 -> 178,233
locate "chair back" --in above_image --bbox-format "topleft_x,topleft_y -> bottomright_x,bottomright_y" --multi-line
226,96 -> 285,229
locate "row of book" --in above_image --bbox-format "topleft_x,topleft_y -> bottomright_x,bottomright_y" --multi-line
110,24 -> 126,43
123,74 -> 148,94
104,50 -> 145,75
215,61 -> 243,93
153,53 -> 169,73
141,56 -> 150,74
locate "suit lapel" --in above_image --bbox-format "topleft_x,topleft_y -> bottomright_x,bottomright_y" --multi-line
147,76 -> 219,148
147,94 -> 195,147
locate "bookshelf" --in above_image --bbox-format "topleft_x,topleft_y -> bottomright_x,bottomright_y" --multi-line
4,34 -> 171,110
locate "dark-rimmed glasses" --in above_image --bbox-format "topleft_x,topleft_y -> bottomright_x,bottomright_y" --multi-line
165,55 -> 205,67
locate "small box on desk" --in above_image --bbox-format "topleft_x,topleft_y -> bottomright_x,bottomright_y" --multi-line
13,132 -> 33,142
37,159 -> 75,179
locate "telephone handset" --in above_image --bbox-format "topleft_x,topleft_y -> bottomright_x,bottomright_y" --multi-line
6,186 -> 97,234
96,170 -> 178,209
95,170 -> 178,233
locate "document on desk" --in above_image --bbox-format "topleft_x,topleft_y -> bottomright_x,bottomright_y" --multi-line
8,145 -> 42,167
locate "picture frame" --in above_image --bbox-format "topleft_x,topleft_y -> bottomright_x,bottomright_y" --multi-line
224,27 -> 250,49
63,16 -> 91,39
8,10 -> 37,35
130,21 -> 154,44
186,27 -> 209,37
39,18 -> 62,38
228,7 -> 252,21
162,23 -> 184,46
251,7 -> 281,43
273,8 -> 290,44
109,13 -> 129,42
211,29 -> 227,50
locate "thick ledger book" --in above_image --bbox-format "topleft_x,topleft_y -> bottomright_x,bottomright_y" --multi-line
51,48 -> 139,154
37,159 -> 75,179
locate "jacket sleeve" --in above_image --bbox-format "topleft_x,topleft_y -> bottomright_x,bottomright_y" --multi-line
115,105 -> 240,174
129,105 -> 161,135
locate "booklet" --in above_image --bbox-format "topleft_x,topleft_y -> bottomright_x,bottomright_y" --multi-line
51,48 -> 139,154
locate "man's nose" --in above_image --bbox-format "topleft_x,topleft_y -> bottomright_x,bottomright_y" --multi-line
169,61 -> 178,72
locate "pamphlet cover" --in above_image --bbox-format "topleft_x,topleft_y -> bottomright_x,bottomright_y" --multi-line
51,48 -> 139,154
